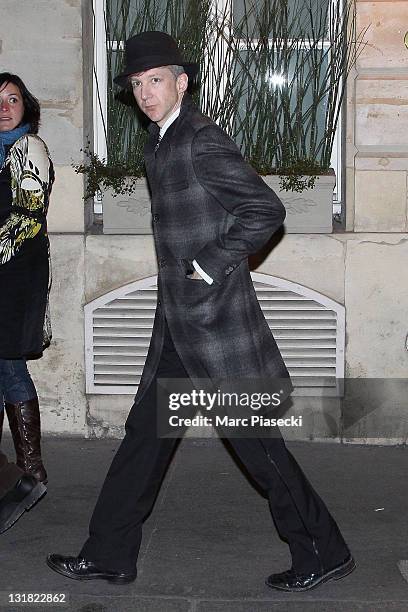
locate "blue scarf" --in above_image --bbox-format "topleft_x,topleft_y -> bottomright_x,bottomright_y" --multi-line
0,123 -> 30,169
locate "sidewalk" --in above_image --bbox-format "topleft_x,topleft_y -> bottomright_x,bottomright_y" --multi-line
1,436 -> 407,612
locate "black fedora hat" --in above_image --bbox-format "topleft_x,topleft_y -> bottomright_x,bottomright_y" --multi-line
114,31 -> 199,88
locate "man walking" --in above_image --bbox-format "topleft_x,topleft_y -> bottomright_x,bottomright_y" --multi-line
47,31 -> 354,592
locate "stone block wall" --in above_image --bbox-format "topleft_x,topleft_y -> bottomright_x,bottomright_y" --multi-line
0,0 -> 86,234
0,0 -> 88,434
347,0 -> 408,232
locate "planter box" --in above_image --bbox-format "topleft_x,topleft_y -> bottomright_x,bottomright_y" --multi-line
102,178 -> 152,235
102,172 -> 335,235
263,172 -> 336,233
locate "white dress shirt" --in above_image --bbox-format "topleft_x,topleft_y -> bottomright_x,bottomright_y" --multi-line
159,107 -> 181,139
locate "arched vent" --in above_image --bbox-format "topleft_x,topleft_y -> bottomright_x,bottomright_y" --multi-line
85,273 -> 345,395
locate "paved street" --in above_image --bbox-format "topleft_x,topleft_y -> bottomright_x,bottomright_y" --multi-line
1,436 -> 407,612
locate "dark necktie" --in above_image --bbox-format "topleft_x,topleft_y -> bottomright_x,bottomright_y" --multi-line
154,133 -> 162,155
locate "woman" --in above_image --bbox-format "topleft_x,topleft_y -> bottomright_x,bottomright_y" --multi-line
0,73 -> 54,484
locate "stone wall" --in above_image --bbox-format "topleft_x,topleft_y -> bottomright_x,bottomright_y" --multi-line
346,0 -> 408,232
0,0 -> 88,434
0,1 -> 407,442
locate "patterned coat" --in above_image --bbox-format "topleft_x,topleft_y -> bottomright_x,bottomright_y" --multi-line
0,134 -> 53,358
134,95 -> 292,404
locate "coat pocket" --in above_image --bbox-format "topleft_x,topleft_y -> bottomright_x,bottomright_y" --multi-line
185,275 -> 207,282
180,259 -> 211,284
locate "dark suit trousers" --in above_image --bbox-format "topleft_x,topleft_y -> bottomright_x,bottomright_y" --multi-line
80,322 -> 349,574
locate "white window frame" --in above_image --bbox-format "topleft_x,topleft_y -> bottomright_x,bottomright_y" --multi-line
92,0 -> 343,214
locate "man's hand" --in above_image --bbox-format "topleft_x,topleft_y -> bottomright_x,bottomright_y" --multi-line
187,270 -> 203,280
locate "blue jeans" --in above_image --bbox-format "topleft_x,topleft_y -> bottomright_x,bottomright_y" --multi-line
0,359 -> 37,406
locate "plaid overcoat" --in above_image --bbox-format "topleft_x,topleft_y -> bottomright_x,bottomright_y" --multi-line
134,94 -> 292,404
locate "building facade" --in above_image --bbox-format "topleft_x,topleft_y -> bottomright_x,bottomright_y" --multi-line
0,0 -> 407,442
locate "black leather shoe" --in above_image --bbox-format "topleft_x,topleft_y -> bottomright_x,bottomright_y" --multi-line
266,554 -> 356,592
46,554 -> 137,584
0,474 -> 46,534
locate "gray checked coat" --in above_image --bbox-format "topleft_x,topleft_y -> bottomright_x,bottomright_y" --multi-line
134,94 -> 292,404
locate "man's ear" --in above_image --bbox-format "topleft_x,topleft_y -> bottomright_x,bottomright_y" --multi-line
177,73 -> 188,94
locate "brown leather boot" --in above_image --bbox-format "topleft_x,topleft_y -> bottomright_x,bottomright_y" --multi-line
4,399 -> 47,484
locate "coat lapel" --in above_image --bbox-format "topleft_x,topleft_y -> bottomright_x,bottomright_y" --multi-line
153,136 -> 171,185
144,94 -> 195,185
144,122 -> 159,182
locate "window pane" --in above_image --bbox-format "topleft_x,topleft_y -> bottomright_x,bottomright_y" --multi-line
107,0 -> 190,39
101,0 -> 339,179
233,0 -> 330,40
232,48 -> 330,170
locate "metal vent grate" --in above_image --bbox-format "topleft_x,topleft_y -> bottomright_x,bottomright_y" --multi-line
85,273 -> 345,395
251,273 -> 344,395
